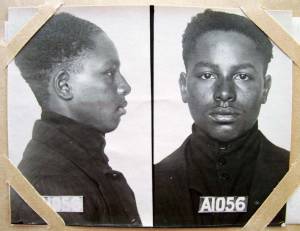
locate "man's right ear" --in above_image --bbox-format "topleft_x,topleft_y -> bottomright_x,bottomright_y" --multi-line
53,71 -> 73,100
179,72 -> 188,103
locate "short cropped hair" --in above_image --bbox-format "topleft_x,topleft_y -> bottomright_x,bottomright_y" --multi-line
15,12 -> 103,108
182,10 -> 273,73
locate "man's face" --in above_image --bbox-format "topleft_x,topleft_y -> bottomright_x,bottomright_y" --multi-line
180,30 -> 271,142
67,33 -> 131,133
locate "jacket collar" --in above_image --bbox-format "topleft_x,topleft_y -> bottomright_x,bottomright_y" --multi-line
31,111 -> 111,185
40,111 -> 108,162
190,122 -> 259,159
188,123 -> 260,194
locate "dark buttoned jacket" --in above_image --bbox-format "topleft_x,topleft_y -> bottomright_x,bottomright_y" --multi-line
154,125 -> 289,227
11,111 -> 141,226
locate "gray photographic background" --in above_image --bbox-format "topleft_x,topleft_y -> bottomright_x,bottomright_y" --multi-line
6,6 -> 152,226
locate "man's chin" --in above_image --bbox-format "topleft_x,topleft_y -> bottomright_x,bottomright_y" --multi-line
208,124 -> 243,143
100,120 -> 121,134
81,118 -> 120,134
103,127 -> 118,134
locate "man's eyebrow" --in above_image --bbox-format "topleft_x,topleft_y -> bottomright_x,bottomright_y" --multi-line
194,62 -> 219,71
232,63 -> 256,70
231,63 -> 259,74
102,60 -> 120,69
194,62 -> 259,74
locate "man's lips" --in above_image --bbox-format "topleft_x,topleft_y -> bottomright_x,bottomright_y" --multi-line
116,101 -> 127,115
208,108 -> 241,123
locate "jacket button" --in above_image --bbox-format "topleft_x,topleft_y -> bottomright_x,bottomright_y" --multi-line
112,173 -> 118,177
219,146 -> 226,150
219,173 -> 230,181
130,218 -> 137,223
218,157 -> 226,166
254,200 -> 260,206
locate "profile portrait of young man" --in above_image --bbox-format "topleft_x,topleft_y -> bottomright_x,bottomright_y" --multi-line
154,10 -> 290,227
11,12 -> 141,226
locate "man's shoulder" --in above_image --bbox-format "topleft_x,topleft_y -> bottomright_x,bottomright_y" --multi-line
155,135 -> 191,174
155,136 -> 191,190
19,120 -> 89,181
259,132 -> 289,163
17,142 -> 98,203
19,143 -> 89,190
256,131 -> 290,182
19,138 -> 76,176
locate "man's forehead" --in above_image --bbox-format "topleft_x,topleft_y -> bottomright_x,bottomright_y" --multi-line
101,59 -> 120,69
185,31 -> 266,74
195,30 -> 256,48
191,31 -> 262,60
76,43 -> 120,73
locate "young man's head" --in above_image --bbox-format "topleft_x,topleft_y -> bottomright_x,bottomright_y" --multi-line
16,12 -> 131,133
179,10 -> 273,142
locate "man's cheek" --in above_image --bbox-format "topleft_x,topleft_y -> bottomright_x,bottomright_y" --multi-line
189,88 -> 207,102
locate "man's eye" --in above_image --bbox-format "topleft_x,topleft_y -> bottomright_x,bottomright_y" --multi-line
198,72 -> 216,80
233,73 -> 250,81
104,70 -> 116,78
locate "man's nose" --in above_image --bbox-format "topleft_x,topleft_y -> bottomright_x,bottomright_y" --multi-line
213,79 -> 236,104
117,73 -> 131,96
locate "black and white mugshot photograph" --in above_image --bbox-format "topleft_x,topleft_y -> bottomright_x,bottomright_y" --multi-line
154,7 -> 293,227
6,6 -> 151,226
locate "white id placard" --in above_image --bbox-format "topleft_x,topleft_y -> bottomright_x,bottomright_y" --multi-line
198,196 -> 248,213
43,196 -> 83,213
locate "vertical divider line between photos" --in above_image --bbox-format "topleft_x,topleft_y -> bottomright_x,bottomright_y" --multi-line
150,4 -> 155,228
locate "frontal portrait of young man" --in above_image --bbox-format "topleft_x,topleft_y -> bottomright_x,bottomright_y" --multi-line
8,7 -> 151,226
154,8 -> 292,227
